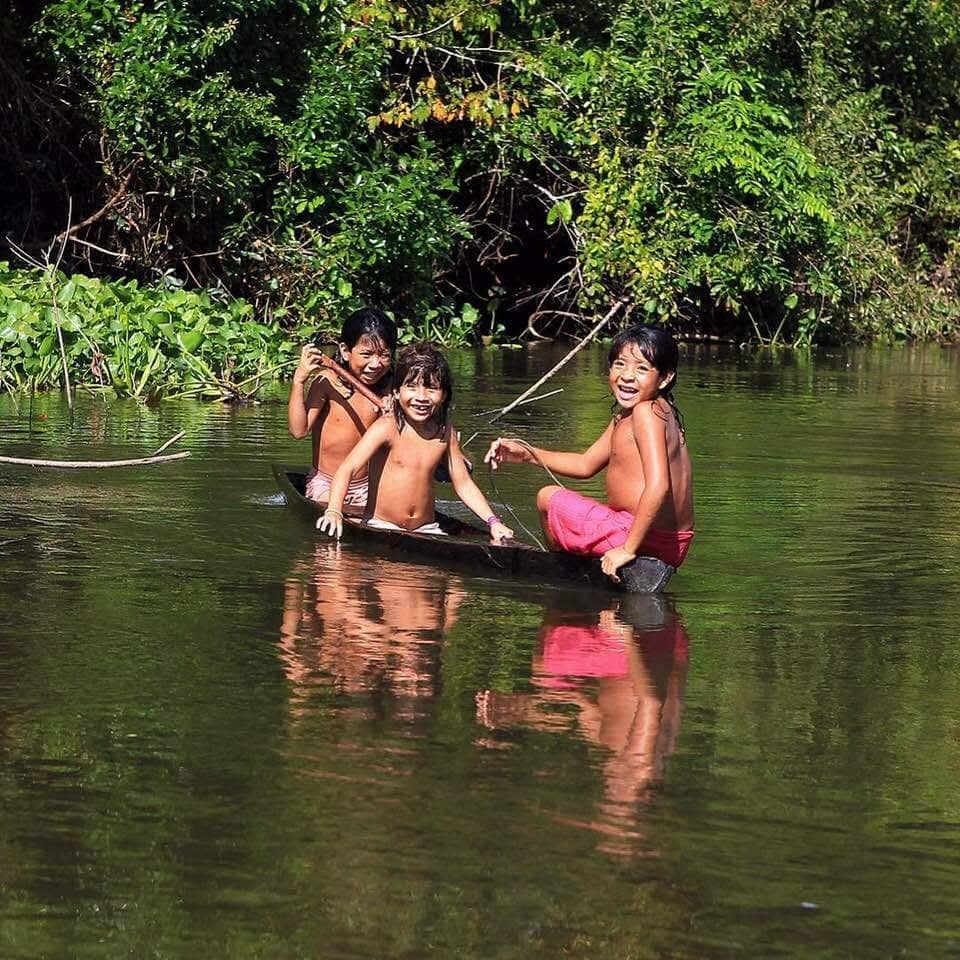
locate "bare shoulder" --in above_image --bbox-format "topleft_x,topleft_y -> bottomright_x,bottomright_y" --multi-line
367,413 -> 397,443
309,369 -> 339,394
629,400 -> 668,432
305,372 -> 335,404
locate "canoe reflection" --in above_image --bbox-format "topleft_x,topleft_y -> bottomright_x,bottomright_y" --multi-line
477,593 -> 689,856
279,543 -> 465,715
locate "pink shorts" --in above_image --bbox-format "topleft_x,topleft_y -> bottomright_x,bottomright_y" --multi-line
546,489 -> 694,568
305,469 -> 368,507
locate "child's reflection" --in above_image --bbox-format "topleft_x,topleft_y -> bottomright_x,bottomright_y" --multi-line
280,544 -> 465,718
476,594 -> 689,856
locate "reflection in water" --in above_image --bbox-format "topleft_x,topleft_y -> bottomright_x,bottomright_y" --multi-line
477,593 -> 689,857
279,544 -> 465,720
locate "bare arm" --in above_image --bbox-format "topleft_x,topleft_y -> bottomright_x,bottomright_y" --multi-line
288,345 -> 328,439
601,404 -> 670,579
448,427 -> 513,543
318,417 -> 393,537
484,422 -> 613,479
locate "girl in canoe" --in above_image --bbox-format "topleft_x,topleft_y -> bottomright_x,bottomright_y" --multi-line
287,307 -> 397,506
484,324 -> 694,581
318,343 -> 514,544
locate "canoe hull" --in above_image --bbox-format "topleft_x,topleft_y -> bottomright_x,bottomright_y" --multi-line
272,465 -> 675,594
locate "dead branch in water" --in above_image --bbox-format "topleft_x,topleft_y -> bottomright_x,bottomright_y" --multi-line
0,431 -> 190,468
0,451 -> 190,469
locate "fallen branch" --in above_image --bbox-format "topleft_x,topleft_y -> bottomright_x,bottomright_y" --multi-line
489,299 -> 628,424
151,431 -> 185,456
0,451 -> 190,468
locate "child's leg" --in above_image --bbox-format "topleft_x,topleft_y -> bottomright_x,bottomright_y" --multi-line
537,485 -> 564,550
540,487 -> 634,556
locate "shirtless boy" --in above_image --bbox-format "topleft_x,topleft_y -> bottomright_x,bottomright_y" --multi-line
287,307 -> 396,507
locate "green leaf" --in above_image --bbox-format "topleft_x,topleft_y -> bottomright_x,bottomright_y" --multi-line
179,330 -> 205,353
546,199 -> 573,225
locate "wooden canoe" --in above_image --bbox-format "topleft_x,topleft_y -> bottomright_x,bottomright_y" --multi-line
272,465 -> 675,594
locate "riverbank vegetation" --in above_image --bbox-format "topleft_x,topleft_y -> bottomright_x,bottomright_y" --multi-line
2,0 -> 959,394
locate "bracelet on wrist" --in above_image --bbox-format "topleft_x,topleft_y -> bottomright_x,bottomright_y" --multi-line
485,515 -> 502,527
324,508 -> 344,520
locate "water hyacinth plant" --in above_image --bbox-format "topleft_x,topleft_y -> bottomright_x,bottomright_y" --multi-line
0,265 -> 304,401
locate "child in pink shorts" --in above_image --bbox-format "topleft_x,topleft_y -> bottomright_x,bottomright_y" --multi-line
484,324 -> 694,581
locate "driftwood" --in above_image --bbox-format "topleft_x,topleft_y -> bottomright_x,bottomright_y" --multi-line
0,431 -> 190,468
0,451 -> 190,469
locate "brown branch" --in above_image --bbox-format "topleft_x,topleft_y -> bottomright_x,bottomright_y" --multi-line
54,168 -> 135,243
0,452 -> 191,469
490,298 -> 629,423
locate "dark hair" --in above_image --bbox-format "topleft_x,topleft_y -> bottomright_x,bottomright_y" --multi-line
393,343 -> 453,432
608,324 -> 684,432
339,307 -> 398,354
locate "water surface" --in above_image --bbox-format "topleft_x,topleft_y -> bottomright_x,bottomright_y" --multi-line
2,344 -> 960,958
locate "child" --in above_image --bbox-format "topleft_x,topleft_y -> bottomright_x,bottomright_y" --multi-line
288,307 -> 396,507
318,343 -> 514,544
483,324 -> 694,581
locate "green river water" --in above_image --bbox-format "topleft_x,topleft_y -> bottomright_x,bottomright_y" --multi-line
2,343 -> 960,959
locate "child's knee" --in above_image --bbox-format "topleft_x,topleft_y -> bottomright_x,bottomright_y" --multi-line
536,485 -> 562,512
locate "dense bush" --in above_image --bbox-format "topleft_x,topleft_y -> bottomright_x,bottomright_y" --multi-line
2,0 -> 959,352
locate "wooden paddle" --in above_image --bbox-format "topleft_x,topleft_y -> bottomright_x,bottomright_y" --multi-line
316,351 -> 388,411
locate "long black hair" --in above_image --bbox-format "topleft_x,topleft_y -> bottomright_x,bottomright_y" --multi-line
393,343 -> 453,432
608,324 -> 684,433
339,307 -> 398,355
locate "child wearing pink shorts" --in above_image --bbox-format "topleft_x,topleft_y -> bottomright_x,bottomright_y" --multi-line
546,488 -> 694,568
485,324 -> 695,581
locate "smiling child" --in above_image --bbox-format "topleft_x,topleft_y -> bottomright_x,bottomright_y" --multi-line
484,324 -> 694,580
318,343 -> 513,543
287,307 -> 396,506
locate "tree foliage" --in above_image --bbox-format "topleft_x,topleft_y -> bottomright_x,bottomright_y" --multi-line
3,0 -> 959,345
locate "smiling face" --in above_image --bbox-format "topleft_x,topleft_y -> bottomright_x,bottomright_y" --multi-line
608,341 -> 674,409
340,334 -> 392,386
397,372 -> 447,425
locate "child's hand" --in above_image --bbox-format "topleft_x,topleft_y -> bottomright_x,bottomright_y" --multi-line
294,344 -> 326,385
601,546 -> 636,581
317,509 -> 343,539
483,438 -> 532,469
489,521 -> 514,544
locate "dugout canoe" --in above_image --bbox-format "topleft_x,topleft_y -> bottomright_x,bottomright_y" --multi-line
273,465 -> 675,594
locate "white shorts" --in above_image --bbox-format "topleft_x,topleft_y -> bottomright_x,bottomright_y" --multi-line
363,516 -> 447,536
